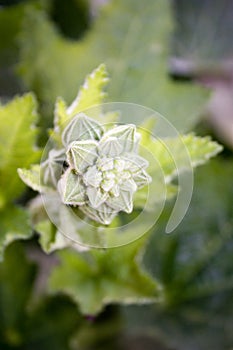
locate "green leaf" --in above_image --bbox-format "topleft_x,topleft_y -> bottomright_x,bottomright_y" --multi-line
181,133 -> 223,166
135,157 -> 233,350
18,165 -> 50,193
24,295 -> 81,350
0,3 -> 24,64
0,205 -> 32,261
134,182 -> 178,210
0,93 -> 41,258
18,147 -> 66,193
0,242 -> 36,348
28,194 -> 88,254
0,1 -> 47,65
0,93 -> 41,205
36,220 -> 69,254
66,64 -> 109,119
0,241 -> 81,350
36,219 -> 87,254
135,122 -> 222,211
55,64 -> 109,133
49,236 -> 162,315
140,128 -> 223,180
18,0 -> 208,130
0,2 -> 26,98
171,0 -> 233,70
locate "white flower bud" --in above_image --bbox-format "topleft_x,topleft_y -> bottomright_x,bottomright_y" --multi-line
57,113 -> 151,225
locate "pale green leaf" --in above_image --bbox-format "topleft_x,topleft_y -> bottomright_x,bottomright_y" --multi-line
41,148 -> 65,188
0,93 -> 41,256
18,148 -> 65,194
29,193 -> 88,254
0,205 -> 32,261
49,236 -> 162,315
54,97 -> 68,132
54,64 -> 108,133
18,0 -> 208,131
66,64 -> 109,120
36,219 -> 57,253
133,175 -> 177,211
140,129 -> 223,180
36,219 -> 87,254
181,134 -> 223,167
135,123 -> 222,210
17,165 -> 50,193
0,93 -> 41,205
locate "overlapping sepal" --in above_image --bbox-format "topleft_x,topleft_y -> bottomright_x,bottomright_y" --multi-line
62,113 -> 104,146
53,113 -> 151,225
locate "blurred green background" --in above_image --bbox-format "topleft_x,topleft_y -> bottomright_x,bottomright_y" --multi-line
0,1 -> 233,349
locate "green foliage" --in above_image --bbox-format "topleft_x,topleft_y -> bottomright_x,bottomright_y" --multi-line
0,241 -> 81,349
50,0 -> 90,40
0,242 -> 37,347
17,65 -> 221,260
0,93 -> 41,203
0,2 -> 25,64
64,64 -> 109,122
24,295 -> 81,350
49,235 -> 162,315
0,93 -> 41,259
0,1 -> 48,97
0,206 -> 32,262
140,129 -> 223,179
36,220 -> 69,253
18,165 -> 50,193
0,1 -> 230,348
135,124 -> 222,209
123,158 -> 233,350
180,134 -> 223,166
172,0 -> 233,66
54,64 -> 109,131
18,0 -> 208,131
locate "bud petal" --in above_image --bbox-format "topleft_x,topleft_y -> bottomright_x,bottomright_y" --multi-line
67,140 -> 98,172
132,169 -> 152,188
98,136 -> 123,157
62,113 -> 104,146
83,165 -> 102,187
123,153 -> 149,172
107,189 -> 133,213
86,187 -> 108,209
80,203 -> 117,225
41,149 -> 65,187
103,124 -> 139,152
58,168 -> 86,205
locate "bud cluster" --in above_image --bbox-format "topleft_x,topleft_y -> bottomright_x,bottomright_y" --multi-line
42,113 -> 151,225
